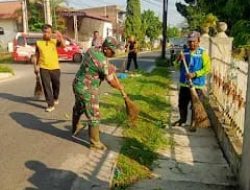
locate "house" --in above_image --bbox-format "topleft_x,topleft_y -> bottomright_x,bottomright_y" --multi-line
59,10 -> 113,50
80,5 -> 126,41
0,0 -> 22,50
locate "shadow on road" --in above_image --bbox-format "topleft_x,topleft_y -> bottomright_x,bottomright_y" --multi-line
24,160 -> 107,190
9,112 -> 89,147
0,93 -> 45,109
9,112 -> 124,152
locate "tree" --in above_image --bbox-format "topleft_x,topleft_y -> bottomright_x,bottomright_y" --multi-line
176,0 -> 250,46
141,10 -> 161,44
27,1 -> 44,31
51,0 -> 66,31
167,27 -> 181,38
231,20 -> 250,47
125,0 -> 142,41
27,0 -> 66,32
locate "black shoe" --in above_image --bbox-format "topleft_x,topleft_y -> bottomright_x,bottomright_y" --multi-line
172,119 -> 186,126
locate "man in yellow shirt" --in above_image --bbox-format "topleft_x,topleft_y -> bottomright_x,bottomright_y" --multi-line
34,24 -> 65,112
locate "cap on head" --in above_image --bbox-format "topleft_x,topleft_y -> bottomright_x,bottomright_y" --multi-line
102,36 -> 118,52
187,31 -> 200,41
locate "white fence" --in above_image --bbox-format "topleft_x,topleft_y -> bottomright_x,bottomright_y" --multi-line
201,35 -> 248,139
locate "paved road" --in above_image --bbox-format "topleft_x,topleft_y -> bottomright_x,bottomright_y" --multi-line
0,51 -> 159,190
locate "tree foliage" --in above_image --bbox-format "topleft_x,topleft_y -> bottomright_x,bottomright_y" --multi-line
176,0 -> 250,46
167,27 -> 181,38
27,1 -> 44,31
27,0 -> 66,32
51,0 -> 66,31
141,10 -> 161,42
231,20 -> 250,47
125,0 -> 142,41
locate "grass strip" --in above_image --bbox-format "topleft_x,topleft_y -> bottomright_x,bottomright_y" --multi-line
0,53 -> 12,64
0,65 -> 14,74
100,67 -> 171,189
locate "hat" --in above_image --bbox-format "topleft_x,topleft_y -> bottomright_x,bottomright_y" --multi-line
187,31 -> 200,41
102,37 -> 118,52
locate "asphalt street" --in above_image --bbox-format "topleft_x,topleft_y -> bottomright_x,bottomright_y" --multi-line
0,51 -> 160,189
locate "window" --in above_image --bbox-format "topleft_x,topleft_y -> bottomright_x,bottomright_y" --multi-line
17,36 -> 25,46
0,27 -> 4,35
26,37 -> 41,46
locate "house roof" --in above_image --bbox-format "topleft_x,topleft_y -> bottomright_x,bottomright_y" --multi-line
0,1 -> 22,19
59,10 -> 112,22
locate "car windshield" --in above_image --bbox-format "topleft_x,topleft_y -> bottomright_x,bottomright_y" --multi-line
27,37 -> 41,46
17,36 -> 25,46
17,36 -> 41,46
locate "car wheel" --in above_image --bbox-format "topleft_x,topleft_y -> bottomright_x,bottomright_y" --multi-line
73,53 -> 82,63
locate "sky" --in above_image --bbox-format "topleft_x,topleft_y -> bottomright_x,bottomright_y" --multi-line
67,0 -> 186,26
0,0 -> 186,26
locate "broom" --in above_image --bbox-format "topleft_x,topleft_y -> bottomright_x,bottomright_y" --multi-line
120,89 -> 139,122
31,54 -> 43,98
181,51 -> 210,128
34,73 -> 43,98
113,75 -> 139,122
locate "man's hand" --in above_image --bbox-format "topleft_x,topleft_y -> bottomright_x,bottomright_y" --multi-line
55,31 -> 63,41
54,31 -> 65,47
186,72 -> 196,79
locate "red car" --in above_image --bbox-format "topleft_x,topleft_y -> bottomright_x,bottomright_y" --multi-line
12,32 -> 83,63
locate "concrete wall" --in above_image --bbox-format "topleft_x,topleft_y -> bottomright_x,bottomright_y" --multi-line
200,29 -> 248,186
64,17 -> 112,50
83,5 -> 124,40
0,19 -> 18,50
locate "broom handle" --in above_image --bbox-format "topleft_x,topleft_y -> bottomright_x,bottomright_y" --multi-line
113,74 -> 127,98
180,51 -> 193,86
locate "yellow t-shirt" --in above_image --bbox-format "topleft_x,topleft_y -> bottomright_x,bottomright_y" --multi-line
36,39 -> 60,70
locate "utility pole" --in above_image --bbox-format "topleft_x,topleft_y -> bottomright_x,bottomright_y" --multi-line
73,14 -> 78,42
239,51 -> 250,190
43,0 -> 52,25
161,0 -> 168,59
21,0 -> 28,33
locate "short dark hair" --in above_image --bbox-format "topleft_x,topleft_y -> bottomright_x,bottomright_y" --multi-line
94,31 -> 99,34
42,24 -> 52,31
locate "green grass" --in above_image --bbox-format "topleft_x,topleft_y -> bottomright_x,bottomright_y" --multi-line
155,57 -> 171,67
0,53 -> 12,64
100,67 -> 172,189
0,65 -> 14,74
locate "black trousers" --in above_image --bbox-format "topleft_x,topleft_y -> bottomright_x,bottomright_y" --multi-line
126,52 -> 138,70
178,86 -> 204,123
40,68 -> 60,107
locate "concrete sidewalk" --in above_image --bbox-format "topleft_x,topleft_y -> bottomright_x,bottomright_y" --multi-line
69,125 -> 123,190
128,71 -> 237,190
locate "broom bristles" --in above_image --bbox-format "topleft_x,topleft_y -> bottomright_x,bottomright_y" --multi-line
34,75 -> 43,97
190,88 -> 210,128
124,96 -> 139,122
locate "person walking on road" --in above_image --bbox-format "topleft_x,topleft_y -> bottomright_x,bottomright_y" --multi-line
91,31 -> 103,49
34,24 -> 65,112
125,36 -> 138,72
173,31 -> 211,132
72,36 -> 124,150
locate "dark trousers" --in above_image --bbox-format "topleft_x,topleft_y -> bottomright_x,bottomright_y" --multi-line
178,86 -> 204,123
126,52 -> 138,70
40,68 -> 60,107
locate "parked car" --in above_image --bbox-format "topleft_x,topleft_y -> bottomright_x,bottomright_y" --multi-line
12,32 -> 83,63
